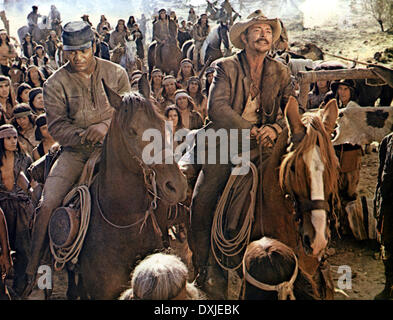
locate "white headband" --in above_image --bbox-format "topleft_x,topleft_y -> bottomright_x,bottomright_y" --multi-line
162,78 -> 176,86
175,92 -> 190,101
0,127 -> 17,139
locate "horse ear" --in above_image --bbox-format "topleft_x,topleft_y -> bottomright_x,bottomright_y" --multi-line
285,96 -> 305,136
138,73 -> 151,99
322,99 -> 338,134
102,79 -> 122,110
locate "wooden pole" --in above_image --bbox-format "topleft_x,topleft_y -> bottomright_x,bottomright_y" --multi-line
298,68 -> 381,108
322,51 -> 371,66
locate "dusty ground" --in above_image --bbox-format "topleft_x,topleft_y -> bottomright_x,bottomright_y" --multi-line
21,0 -> 393,300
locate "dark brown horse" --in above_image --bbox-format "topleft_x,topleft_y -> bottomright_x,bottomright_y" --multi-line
148,39 -> 182,76
69,76 -> 188,299
197,97 -> 340,299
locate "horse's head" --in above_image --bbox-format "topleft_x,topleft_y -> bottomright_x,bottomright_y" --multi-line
280,97 -> 339,258
102,74 -> 187,205
219,22 -> 230,50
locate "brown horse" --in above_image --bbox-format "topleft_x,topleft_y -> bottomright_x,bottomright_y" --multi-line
197,97 -> 340,299
148,40 -> 182,76
69,76 -> 188,299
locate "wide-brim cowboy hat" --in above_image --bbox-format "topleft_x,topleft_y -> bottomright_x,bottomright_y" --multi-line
229,11 -> 281,50
331,79 -> 356,92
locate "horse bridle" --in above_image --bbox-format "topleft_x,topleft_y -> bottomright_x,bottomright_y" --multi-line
94,154 -> 163,236
284,192 -> 330,223
284,131 -> 330,223
94,118 -> 164,235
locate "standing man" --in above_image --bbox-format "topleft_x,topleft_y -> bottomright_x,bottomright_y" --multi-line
27,6 -> 41,38
22,21 -> 131,297
375,132 -> 393,300
192,13 -> 210,68
188,12 -> 296,285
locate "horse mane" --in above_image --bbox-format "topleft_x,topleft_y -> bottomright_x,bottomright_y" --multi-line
113,91 -> 165,127
279,111 -> 340,205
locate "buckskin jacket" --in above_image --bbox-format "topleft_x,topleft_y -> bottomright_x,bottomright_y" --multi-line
208,50 -> 296,131
43,57 -> 131,151
152,18 -> 177,42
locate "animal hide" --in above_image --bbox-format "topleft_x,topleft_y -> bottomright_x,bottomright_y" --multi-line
333,106 -> 393,146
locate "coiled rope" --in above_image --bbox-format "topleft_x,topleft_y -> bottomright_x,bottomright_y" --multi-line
211,161 -> 259,271
49,185 -> 91,271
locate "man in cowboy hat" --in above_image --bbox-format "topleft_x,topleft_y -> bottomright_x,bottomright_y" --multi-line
323,79 -> 363,239
22,21 -> 131,298
188,11 -> 296,288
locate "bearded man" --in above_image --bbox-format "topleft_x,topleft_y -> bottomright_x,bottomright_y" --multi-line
188,12 -> 297,285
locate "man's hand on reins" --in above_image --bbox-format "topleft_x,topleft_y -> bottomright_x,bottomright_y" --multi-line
80,122 -> 109,145
0,252 -> 13,278
256,125 -> 277,147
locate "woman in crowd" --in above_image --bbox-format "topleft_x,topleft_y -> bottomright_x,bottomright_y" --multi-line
30,45 -> 49,68
118,252 -> 205,300
21,33 -> 36,60
16,83 -> 31,104
25,66 -> 45,88
202,66 -> 215,96
97,15 -> 111,35
177,58 -> 196,89
126,16 -> 137,33
186,76 -> 207,121
28,87 -> 45,115
11,104 -> 37,157
174,89 -> 203,130
150,68 -> 164,104
161,75 -> 180,110
32,114 -> 57,161
188,7 -> 197,24
0,75 -> 17,123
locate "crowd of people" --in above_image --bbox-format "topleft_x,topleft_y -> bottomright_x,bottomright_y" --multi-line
0,1 -> 391,301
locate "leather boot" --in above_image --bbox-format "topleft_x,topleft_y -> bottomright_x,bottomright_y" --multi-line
188,230 -> 210,277
375,256 -> 393,300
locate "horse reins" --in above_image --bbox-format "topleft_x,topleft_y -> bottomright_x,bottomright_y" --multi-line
241,249 -> 299,300
94,155 -> 163,236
